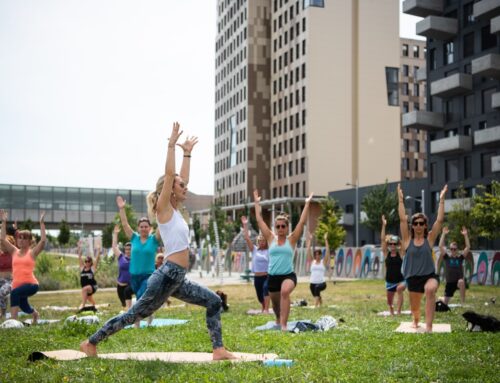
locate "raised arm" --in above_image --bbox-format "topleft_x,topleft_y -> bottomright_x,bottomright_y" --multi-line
428,184 -> 448,247
397,184 -> 410,250
381,215 -> 387,256
93,249 -> 101,272
323,232 -> 331,267
32,211 -> 46,257
116,196 -> 134,239
289,193 -> 314,247
253,190 -> 274,244
156,122 -> 183,224
240,216 -> 254,251
77,241 -> 84,269
439,226 -> 448,258
177,135 -> 199,187
0,210 -> 17,254
112,225 -> 121,258
306,231 -> 313,262
461,226 -> 470,255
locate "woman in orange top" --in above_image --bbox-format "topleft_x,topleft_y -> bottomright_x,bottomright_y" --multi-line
0,210 -> 46,324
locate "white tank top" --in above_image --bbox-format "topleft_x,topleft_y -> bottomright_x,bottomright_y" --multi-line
310,261 -> 326,284
158,209 -> 189,258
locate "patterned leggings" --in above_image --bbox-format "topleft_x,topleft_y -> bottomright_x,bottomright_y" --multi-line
89,261 -> 224,349
0,277 -> 12,311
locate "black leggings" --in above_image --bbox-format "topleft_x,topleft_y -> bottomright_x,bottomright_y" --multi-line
117,284 -> 133,307
309,282 -> 327,298
253,275 -> 269,304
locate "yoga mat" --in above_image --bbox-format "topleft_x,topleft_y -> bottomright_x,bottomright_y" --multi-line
246,309 -> 274,315
125,318 -> 188,329
377,310 -> 412,317
24,319 -> 60,325
395,322 -> 451,333
29,350 -> 278,363
255,320 -> 311,331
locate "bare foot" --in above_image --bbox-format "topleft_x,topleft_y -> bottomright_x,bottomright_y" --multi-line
80,340 -> 97,357
411,322 -> 420,329
212,347 -> 238,360
32,310 -> 39,325
425,326 -> 433,333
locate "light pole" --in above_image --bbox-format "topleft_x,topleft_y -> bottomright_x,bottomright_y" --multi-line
346,181 -> 359,248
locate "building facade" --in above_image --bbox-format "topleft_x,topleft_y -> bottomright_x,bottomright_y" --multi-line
403,0 -> 500,219
214,0 -> 402,207
400,37 -> 428,180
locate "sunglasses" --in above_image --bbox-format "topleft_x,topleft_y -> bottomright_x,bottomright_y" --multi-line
388,243 -> 397,246
84,260 -> 92,263
450,247 -> 458,251
412,221 -> 426,226
275,224 -> 287,229
17,234 -> 31,240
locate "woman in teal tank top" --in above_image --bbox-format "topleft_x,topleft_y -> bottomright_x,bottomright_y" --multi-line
398,183 -> 447,333
253,189 -> 313,331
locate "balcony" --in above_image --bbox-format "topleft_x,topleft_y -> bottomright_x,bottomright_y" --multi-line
474,125 -> 500,147
416,67 -> 427,82
473,0 -> 500,21
430,135 -> 472,155
492,155 -> 500,172
430,73 -> 473,98
492,15 -> 500,33
402,0 -> 444,17
444,198 -> 471,213
471,53 -> 500,79
339,213 -> 354,226
416,16 -> 458,40
402,111 -> 444,131
493,92 -> 500,109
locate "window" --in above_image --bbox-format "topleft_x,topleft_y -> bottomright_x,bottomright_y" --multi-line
464,156 -> 471,178
403,102 -> 409,113
430,162 -> 437,184
385,67 -> 399,106
402,65 -> 409,77
481,153 -> 494,177
479,120 -> 487,130
301,157 -> 306,173
415,140 -> 420,152
402,44 -> 408,57
481,26 -> 497,51
402,158 -> 409,170
464,94 -> 474,118
413,66 -> 419,78
464,125 -> 471,136
303,0 -> 324,8
429,48 -> 437,70
413,83 -> 419,97
413,45 -> 419,58
445,159 -> 459,182
402,83 -> 409,96
463,2 -> 475,26
414,102 -> 420,111
482,87 -> 496,113
463,32 -> 474,57
444,41 -> 454,65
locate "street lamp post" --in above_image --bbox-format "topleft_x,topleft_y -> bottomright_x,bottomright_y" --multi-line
346,181 -> 359,248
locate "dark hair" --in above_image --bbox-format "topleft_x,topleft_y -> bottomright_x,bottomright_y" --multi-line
314,249 -> 322,256
410,213 -> 428,238
137,217 -> 151,226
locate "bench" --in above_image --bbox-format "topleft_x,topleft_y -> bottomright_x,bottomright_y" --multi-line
240,269 -> 255,282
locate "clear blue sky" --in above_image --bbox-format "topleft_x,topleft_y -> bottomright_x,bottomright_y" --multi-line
0,0 -> 422,196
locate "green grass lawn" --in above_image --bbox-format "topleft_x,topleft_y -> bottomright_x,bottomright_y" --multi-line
1,280 -> 499,382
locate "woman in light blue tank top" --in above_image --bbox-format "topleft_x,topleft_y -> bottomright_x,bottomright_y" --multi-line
81,122 -> 236,360
241,215 -> 270,313
398,183 -> 447,333
254,189 -> 314,331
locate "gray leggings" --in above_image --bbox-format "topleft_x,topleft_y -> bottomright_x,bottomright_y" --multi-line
0,277 -> 12,311
89,261 -> 224,349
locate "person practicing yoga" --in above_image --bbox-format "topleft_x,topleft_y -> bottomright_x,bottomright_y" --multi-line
241,215 -> 270,313
81,122 -> 235,360
0,224 -> 16,319
381,215 -> 406,315
111,225 -> 133,311
306,232 -> 330,308
398,184 -> 447,332
439,226 -> 470,305
253,189 -> 313,331
0,210 -> 46,324
78,242 -> 101,310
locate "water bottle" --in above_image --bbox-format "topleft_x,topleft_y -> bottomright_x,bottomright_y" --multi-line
263,359 -> 294,367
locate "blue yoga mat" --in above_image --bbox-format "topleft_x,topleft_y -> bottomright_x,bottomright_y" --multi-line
125,318 -> 188,329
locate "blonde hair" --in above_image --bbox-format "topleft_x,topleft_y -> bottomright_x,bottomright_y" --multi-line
146,175 -> 165,222
275,213 -> 289,226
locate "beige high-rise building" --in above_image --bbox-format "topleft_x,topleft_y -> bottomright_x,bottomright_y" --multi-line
400,37 -> 427,180
214,0 -> 401,206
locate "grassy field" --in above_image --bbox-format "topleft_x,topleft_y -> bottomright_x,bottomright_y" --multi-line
1,280 -> 499,382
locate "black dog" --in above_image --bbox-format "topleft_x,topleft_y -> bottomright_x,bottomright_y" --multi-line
462,311 -> 500,332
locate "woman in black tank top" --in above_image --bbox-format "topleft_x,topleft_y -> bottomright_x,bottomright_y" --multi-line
78,242 -> 100,310
398,184 -> 447,333
381,215 -> 405,315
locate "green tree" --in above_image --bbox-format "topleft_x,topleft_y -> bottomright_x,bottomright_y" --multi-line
470,180 -> 500,241
102,204 -> 138,248
20,218 -> 34,231
444,184 -> 479,249
360,181 -> 398,237
58,220 -> 70,246
314,197 -> 346,249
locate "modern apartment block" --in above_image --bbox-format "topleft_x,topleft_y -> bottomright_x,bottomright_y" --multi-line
214,0 -> 401,207
403,0 -> 500,217
400,38 -> 428,180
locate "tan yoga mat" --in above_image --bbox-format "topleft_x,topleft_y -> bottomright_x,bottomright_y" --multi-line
395,322 -> 451,333
29,350 -> 278,363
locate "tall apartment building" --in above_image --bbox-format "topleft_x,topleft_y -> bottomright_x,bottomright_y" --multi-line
400,38 -> 428,179
215,0 -> 401,206
403,0 -> 500,217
